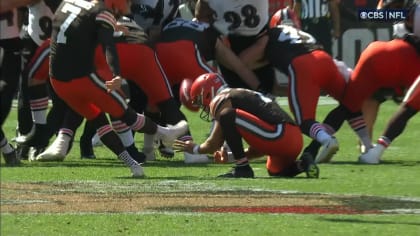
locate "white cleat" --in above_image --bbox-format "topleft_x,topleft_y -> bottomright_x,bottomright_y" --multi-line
358,145 -> 384,164
184,152 -> 210,164
35,134 -> 70,162
158,120 -> 189,147
28,147 -> 45,162
315,136 -> 339,163
130,163 -> 145,178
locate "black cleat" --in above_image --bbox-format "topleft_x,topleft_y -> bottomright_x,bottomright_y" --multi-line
127,144 -> 146,164
2,150 -> 21,167
158,141 -> 174,158
218,165 -> 255,178
300,152 -> 319,178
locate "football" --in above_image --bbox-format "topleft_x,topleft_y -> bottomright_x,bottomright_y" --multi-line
179,78 -> 200,112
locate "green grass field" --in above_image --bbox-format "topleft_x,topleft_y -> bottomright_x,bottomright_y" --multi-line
1,98 -> 420,236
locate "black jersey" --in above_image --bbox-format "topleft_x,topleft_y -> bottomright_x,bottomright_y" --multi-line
114,16 -> 149,44
50,0 -> 119,80
210,88 -> 295,124
265,25 -> 323,73
159,18 -> 221,61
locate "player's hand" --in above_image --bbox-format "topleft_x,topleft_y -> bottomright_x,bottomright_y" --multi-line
173,140 -> 196,154
105,76 -> 123,93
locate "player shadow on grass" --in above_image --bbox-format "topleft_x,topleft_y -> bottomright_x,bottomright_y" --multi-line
322,218 -> 420,226
0,158 -> 214,169
5,158 -> 131,168
327,160 -> 420,166
115,175 -> 320,180
142,160 -> 211,168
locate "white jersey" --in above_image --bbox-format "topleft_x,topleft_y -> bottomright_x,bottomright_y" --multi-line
27,0 -> 54,46
131,0 -> 179,30
0,9 -> 20,40
206,0 -> 269,36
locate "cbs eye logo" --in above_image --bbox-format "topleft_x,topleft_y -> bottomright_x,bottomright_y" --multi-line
359,11 -> 368,20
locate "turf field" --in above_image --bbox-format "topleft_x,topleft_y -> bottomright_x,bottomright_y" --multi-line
1,98 -> 420,235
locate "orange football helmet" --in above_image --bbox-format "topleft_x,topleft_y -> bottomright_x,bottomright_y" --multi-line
190,73 -> 226,107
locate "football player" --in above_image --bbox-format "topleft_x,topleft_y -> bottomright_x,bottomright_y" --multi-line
303,2 -> 420,163
153,17 -> 263,162
19,37 -> 145,162
355,0 -> 414,153
126,0 -> 184,160
174,73 -> 319,178
14,0 -> 55,160
156,17 -> 262,91
95,17 -> 193,162
48,0 -> 187,177
22,17 -> 190,164
237,10 -> 373,164
359,2 -> 420,164
194,0 -> 280,94
0,8 -> 22,166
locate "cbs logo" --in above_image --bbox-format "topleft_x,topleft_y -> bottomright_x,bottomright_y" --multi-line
359,11 -> 368,20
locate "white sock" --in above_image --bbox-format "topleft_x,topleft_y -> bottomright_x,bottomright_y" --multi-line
316,130 -> 331,145
112,120 -> 134,147
118,129 -> 134,147
30,97 -> 48,124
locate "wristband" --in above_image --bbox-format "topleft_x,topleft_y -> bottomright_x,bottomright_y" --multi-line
193,144 -> 200,154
